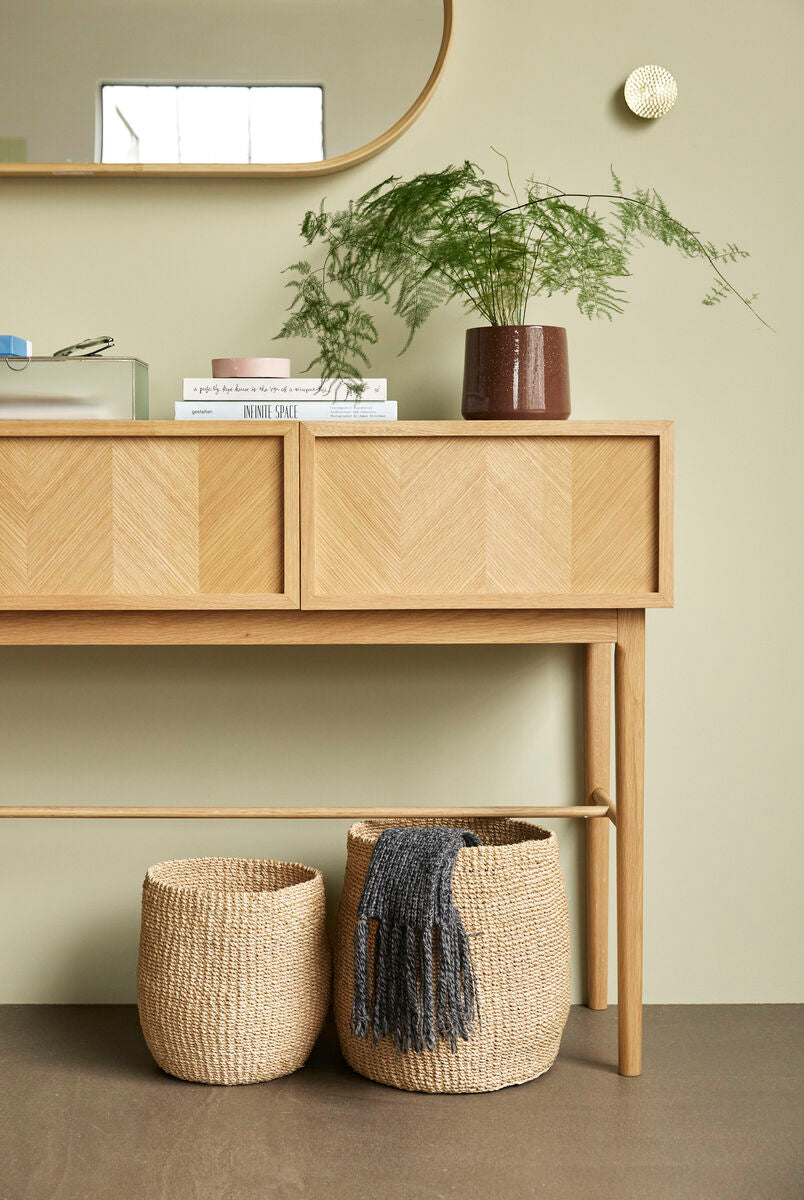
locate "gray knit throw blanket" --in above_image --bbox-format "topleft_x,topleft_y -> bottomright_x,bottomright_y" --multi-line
351,826 -> 482,1054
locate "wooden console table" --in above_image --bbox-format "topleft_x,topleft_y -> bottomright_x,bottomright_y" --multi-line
0,419 -> 673,1077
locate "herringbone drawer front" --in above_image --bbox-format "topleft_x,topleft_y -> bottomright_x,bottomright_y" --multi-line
301,423 -> 672,609
0,420 -> 670,613
0,424 -> 299,608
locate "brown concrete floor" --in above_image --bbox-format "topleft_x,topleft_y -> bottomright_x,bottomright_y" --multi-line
0,1005 -> 801,1200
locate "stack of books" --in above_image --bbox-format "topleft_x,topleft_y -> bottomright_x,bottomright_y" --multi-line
175,378 -> 395,421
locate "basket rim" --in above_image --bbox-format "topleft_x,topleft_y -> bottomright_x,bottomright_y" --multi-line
144,855 -> 323,897
346,818 -> 557,855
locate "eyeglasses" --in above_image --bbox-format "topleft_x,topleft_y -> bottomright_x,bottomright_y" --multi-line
53,335 -> 115,358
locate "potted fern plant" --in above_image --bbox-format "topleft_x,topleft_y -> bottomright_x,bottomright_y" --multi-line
278,159 -> 765,418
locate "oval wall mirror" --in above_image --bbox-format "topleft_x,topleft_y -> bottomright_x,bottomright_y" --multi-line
0,0 -> 452,178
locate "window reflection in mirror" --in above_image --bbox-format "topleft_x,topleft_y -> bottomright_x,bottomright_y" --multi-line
101,85 -> 324,164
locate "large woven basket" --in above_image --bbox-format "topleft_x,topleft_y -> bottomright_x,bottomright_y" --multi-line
334,818 -> 570,1094
138,857 -> 331,1085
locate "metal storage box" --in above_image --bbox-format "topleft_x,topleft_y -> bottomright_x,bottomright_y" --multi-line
0,357 -> 148,419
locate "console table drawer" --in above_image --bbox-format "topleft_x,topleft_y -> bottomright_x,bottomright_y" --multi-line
0,424 -> 299,608
301,422 -> 672,609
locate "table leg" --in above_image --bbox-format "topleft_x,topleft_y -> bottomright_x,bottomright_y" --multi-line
615,609 -> 645,1076
584,642 -> 611,1010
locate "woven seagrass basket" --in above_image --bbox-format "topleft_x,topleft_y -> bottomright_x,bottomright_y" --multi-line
138,857 -> 331,1085
334,818 -> 570,1094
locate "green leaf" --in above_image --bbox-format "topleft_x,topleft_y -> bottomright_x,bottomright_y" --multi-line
275,161 -> 768,376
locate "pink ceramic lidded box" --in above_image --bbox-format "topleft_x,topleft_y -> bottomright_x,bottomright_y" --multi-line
212,358 -> 291,379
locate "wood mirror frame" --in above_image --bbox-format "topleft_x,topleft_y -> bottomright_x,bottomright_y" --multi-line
0,0 -> 453,180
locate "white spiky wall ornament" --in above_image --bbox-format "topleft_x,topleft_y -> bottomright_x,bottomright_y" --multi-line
624,65 -> 678,118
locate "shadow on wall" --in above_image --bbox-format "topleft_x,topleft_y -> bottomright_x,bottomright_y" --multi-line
46,905 -> 142,1009
607,83 -> 652,132
1,643 -> 589,1004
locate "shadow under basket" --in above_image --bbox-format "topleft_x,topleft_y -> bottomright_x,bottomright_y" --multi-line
334,818 -> 570,1094
137,857 -> 331,1085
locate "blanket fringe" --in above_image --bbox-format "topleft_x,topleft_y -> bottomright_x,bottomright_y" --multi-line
353,916 -> 480,1053
350,826 -> 482,1054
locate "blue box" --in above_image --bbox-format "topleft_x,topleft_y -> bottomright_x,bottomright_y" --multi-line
0,335 -> 32,357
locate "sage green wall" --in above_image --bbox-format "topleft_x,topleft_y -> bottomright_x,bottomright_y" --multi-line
1,0 -> 801,1004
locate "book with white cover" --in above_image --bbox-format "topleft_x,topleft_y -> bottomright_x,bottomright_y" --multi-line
182,378 -> 387,402
175,400 -> 396,421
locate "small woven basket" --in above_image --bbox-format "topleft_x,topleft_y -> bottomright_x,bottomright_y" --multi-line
138,857 -> 331,1085
334,818 -> 570,1094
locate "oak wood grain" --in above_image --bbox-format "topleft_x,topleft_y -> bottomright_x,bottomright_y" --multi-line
615,608 -> 646,1076
0,805 -> 609,820
585,643 -> 612,1010
302,425 -> 671,608
0,428 -> 298,608
0,609 -> 618,645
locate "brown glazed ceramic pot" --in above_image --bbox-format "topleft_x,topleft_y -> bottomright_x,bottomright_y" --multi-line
462,325 -> 570,419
